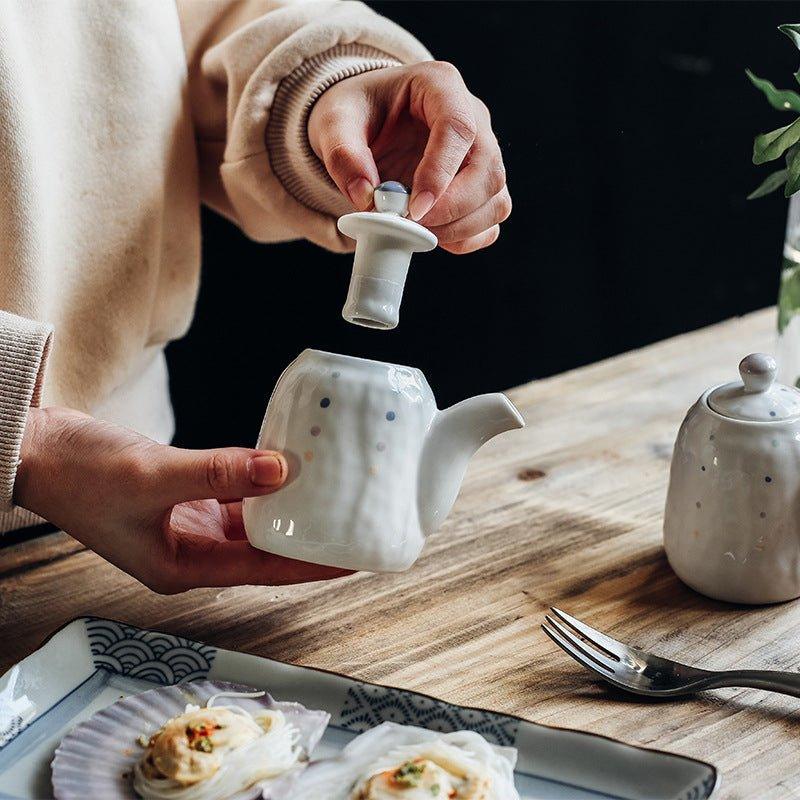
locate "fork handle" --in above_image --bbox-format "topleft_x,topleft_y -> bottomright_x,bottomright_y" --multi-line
706,670 -> 800,698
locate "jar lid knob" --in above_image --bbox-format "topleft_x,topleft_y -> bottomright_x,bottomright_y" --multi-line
373,181 -> 410,216
739,353 -> 777,394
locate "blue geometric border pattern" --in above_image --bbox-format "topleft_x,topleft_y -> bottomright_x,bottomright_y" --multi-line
339,684 -> 518,747
84,619 -> 216,684
0,715 -> 26,749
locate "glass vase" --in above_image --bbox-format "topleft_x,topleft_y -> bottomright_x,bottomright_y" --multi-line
776,193 -> 800,386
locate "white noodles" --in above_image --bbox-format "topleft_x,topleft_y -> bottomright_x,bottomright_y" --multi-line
133,696 -> 300,800
206,690 -> 265,708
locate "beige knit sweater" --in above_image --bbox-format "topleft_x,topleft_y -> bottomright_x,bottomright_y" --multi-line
0,0 -> 429,532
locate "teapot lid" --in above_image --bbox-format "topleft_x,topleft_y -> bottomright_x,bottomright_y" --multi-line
707,353 -> 800,421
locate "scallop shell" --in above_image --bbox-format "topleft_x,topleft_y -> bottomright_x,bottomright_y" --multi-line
51,679 -> 329,800
269,721 -> 520,800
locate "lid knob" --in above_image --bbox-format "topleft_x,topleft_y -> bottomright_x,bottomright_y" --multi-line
739,353 -> 777,394
373,181 -> 409,216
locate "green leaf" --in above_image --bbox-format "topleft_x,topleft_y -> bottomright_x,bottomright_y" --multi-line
746,69 -> 800,112
748,169 -> 788,199
753,118 -> 800,164
786,147 -> 800,196
778,261 -> 800,334
779,23 -> 800,50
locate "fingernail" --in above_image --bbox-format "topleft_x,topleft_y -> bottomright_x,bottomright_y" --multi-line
248,454 -> 286,487
347,178 -> 374,211
409,191 -> 435,221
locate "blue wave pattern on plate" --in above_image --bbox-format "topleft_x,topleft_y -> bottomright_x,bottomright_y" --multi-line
84,619 -> 217,683
339,684 -> 519,747
0,714 -> 27,748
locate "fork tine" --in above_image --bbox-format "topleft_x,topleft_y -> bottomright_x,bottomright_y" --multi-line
544,615 -> 619,672
541,623 -> 615,679
550,607 -> 629,660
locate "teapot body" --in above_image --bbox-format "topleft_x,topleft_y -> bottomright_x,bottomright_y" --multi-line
664,390 -> 800,604
243,350 -> 437,572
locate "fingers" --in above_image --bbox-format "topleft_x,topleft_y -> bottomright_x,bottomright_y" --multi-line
308,91 -> 379,210
151,535 -> 354,593
418,99 -> 506,227
221,501 -> 247,540
428,187 -> 511,244
440,225 -> 501,255
156,447 -> 288,504
407,62 -> 478,220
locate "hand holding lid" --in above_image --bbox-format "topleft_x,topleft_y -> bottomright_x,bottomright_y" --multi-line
337,181 -> 437,330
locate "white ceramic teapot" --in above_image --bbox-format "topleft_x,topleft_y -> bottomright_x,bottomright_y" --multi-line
243,350 -> 525,572
664,353 -> 800,604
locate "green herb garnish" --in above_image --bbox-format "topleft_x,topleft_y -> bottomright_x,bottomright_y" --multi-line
430,784 -> 441,796
393,760 -> 426,787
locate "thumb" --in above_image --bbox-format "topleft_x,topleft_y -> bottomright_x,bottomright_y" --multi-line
156,446 -> 288,504
311,97 -> 379,210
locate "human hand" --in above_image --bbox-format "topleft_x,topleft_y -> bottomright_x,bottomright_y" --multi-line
308,61 -> 511,254
14,407 -> 352,593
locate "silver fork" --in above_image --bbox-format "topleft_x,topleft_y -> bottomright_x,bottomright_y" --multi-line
543,607 -> 800,698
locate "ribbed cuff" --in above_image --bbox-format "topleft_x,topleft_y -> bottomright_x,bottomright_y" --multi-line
0,311 -> 53,512
267,43 -> 400,216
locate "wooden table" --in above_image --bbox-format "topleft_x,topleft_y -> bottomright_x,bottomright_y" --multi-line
1,308 -> 795,799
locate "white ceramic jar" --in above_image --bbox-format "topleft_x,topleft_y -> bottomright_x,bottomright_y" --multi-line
243,350 -> 524,572
664,353 -> 800,604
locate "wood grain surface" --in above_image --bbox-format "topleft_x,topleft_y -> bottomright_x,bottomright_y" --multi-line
1,308 -> 794,800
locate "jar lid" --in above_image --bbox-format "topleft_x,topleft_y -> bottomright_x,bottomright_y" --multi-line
707,353 -> 800,421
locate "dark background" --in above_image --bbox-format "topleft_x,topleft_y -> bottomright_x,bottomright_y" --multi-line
168,1 -> 797,449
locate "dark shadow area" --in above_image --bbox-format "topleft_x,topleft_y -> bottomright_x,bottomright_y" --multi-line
168,1 -> 795,448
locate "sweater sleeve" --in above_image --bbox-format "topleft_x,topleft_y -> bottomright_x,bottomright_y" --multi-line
178,0 -> 430,252
0,311 -> 52,512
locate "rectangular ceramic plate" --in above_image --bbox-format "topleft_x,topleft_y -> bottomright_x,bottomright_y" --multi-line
0,617 -> 717,800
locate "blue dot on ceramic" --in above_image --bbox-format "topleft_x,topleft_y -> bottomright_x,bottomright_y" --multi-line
709,434 -> 715,441
765,475 -> 772,483
386,411 -> 396,421
320,397 -> 331,408
760,511 -> 767,519
332,371 -> 340,379
701,465 -> 706,471
770,411 -> 777,417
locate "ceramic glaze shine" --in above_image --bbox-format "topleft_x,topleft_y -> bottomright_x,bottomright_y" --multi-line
243,350 -> 524,573
664,354 -> 800,604
244,351 -> 433,572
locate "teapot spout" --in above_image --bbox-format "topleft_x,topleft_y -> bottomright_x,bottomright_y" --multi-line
418,394 -> 525,536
